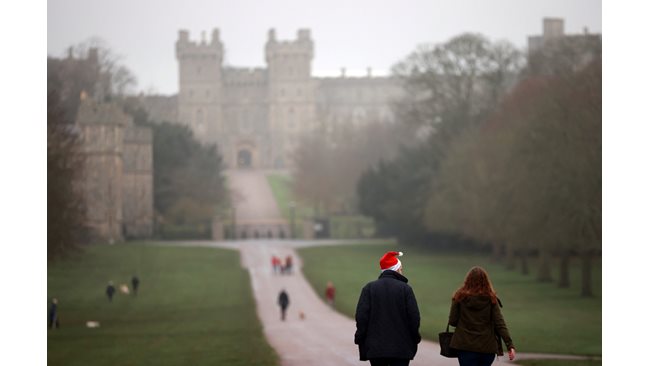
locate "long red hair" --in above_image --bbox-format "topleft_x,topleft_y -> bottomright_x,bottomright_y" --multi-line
452,266 -> 497,304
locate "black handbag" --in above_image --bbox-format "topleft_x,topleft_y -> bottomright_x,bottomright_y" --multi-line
438,323 -> 458,358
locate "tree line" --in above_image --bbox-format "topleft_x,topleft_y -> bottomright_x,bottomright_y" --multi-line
357,33 -> 601,296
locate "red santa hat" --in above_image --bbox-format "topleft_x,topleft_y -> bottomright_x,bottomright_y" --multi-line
380,251 -> 404,272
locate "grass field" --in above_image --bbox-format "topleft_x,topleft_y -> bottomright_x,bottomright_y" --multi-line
266,173 -> 314,219
298,243 -> 601,356
47,244 -> 278,366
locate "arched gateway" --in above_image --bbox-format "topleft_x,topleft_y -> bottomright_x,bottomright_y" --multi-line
235,141 -> 257,169
237,149 -> 252,168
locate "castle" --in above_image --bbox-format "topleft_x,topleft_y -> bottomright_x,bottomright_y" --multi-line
141,28 -> 403,169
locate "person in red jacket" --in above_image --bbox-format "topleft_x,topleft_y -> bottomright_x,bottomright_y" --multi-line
325,281 -> 336,307
271,255 -> 281,275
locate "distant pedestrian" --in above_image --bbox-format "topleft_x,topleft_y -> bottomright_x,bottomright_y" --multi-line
272,255 -> 281,275
448,266 -> 515,365
325,281 -> 336,307
48,298 -> 59,329
284,255 -> 293,275
278,289 -> 290,321
131,275 -> 140,296
355,251 -> 421,366
106,281 -> 116,302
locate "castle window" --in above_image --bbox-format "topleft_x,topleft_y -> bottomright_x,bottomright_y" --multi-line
288,107 -> 295,128
196,109 -> 204,127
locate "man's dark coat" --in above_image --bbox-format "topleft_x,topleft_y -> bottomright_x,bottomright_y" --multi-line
278,291 -> 289,309
354,270 -> 421,361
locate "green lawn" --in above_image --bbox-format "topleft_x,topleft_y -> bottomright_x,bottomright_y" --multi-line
298,244 -> 601,356
266,173 -> 313,237
47,244 -> 278,366
266,173 -> 313,219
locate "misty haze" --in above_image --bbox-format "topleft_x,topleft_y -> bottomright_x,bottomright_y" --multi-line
46,2 -> 602,366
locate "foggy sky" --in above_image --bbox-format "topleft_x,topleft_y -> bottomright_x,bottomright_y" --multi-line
48,0 -> 601,95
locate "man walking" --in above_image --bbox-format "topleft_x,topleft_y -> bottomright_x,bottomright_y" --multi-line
354,251 -> 421,366
278,289 -> 290,321
48,298 -> 59,329
131,275 -> 140,296
106,281 -> 116,302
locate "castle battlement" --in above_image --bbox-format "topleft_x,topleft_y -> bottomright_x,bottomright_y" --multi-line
265,28 -> 313,62
176,29 -> 223,59
223,67 -> 268,85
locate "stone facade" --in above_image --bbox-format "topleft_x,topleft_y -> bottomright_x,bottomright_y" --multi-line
76,96 -> 154,242
527,18 -> 602,74
144,28 -> 403,169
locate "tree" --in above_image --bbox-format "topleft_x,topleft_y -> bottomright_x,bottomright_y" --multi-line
422,59 -> 601,294
359,33 -> 523,245
70,37 -> 137,98
148,121 -> 228,236
47,62 -> 87,259
292,118 -> 409,216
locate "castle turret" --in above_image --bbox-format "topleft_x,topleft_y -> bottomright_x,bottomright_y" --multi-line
265,29 -> 316,168
176,29 -> 224,144
265,28 -> 313,81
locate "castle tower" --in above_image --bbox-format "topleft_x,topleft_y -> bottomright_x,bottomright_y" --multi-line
76,98 -> 131,242
176,29 -> 224,145
265,29 -> 316,168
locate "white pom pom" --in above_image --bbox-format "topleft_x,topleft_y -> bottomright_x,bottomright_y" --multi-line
398,252 -> 403,256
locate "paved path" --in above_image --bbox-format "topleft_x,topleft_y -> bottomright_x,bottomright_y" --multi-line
226,170 -> 287,225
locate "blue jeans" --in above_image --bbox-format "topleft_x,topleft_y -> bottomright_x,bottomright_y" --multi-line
457,350 -> 495,366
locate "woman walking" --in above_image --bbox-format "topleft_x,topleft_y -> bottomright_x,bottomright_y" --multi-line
448,266 -> 515,366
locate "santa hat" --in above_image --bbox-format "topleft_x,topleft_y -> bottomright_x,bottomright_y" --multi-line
380,251 -> 404,272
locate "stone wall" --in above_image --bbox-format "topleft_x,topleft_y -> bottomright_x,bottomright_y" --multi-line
122,126 -> 154,238
76,98 -> 154,242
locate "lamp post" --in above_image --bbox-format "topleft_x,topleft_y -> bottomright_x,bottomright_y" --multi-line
288,201 -> 296,239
